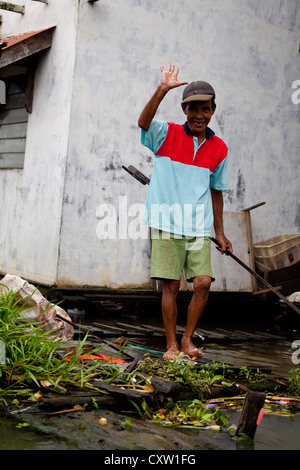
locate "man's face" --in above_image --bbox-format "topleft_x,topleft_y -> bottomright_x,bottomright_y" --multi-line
182,100 -> 216,137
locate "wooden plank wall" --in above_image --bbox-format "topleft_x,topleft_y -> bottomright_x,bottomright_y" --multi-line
0,78 -> 28,169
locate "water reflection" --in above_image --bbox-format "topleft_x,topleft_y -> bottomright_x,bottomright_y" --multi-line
202,341 -> 295,377
228,411 -> 300,450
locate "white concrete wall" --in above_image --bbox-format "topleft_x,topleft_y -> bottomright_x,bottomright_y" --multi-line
0,0 -> 78,284
57,0 -> 299,289
0,0 -> 299,290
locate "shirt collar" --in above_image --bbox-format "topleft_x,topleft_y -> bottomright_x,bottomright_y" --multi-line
183,121 -> 215,138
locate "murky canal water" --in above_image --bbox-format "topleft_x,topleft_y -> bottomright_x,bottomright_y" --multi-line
197,340 -> 294,377
1,311 -> 299,451
1,407 -> 299,451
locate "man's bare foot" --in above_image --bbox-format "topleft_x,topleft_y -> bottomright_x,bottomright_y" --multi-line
163,342 -> 179,360
181,335 -> 204,358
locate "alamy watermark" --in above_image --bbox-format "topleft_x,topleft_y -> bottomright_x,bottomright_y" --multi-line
0,80 -> 6,104
291,340 -> 300,365
95,196 -> 205,249
291,80 -> 300,105
0,340 -> 5,365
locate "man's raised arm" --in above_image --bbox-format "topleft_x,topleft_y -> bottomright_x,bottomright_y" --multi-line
138,65 -> 188,131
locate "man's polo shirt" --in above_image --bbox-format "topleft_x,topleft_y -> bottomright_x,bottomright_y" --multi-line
141,120 -> 228,237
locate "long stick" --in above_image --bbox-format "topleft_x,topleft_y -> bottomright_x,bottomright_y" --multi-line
122,166 -> 300,315
210,237 -> 300,315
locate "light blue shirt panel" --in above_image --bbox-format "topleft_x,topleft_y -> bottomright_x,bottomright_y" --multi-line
141,120 -> 168,155
210,157 -> 228,191
143,158 -> 213,236
193,137 -> 206,160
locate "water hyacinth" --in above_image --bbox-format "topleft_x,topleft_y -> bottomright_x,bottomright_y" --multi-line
151,398 -> 229,428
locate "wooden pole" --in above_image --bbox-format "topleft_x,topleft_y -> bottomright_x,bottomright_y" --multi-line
0,2 -> 25,14
122,165 -> 300,315
236,390 -> 265,440
210,237 -> 300,315
242,207 -> 259,292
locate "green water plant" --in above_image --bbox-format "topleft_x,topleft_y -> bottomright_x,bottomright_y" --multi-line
0,290 -> 106,402
151,397 -> 229,428
287,368 -> 300,395
141,353 -> 224,394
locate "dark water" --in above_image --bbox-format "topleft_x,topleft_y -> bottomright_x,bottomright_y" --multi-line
1,403 -> 299,451
202,340 -> 295,377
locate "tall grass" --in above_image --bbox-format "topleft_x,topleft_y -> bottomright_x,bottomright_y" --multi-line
0,289 -> 103,401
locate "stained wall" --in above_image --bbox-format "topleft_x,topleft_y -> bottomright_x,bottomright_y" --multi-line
0,0 -> 299,289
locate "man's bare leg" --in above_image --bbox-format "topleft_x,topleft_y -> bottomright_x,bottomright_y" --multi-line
161,279 -> 181,359
181,275 -> 211,357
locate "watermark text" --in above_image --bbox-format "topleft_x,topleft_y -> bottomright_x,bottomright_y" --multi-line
95,196 -> 205,246
291,80 -> 300,105
0,340 -> 5,364
292,340 -> 300,365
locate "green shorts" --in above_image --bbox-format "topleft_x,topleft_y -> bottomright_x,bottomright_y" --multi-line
151,230 -> 214,282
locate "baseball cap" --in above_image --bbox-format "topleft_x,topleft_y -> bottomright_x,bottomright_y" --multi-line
181,81 -> 215,104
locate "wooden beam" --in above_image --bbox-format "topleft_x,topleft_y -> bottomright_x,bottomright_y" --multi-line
0,28 -> 54,69
252,286 -> 282,295
38,395 -> 120,412
0,154 -> 25,168
0,2 -> 25,14
236,390 -> 266,440
25,66 -> 36,113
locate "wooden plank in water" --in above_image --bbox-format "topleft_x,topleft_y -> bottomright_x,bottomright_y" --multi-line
141,324 -> 219,340
175,325 -> 186,334
91,379 -> 152,399
216,328 -> 242,338
38,395 -> 120,411
195,328 -> 226,338
233,330 -> 270,341
93,322 -> 127,334
119,358 -> 139,382
255,331 -> 283,340
141,323 -> 166,334
116,322 -> 154,335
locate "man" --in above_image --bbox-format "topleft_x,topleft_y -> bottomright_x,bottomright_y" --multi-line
138,65 -> 232,359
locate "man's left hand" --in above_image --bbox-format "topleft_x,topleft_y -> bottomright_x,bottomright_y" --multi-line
215,234 -> 233,255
